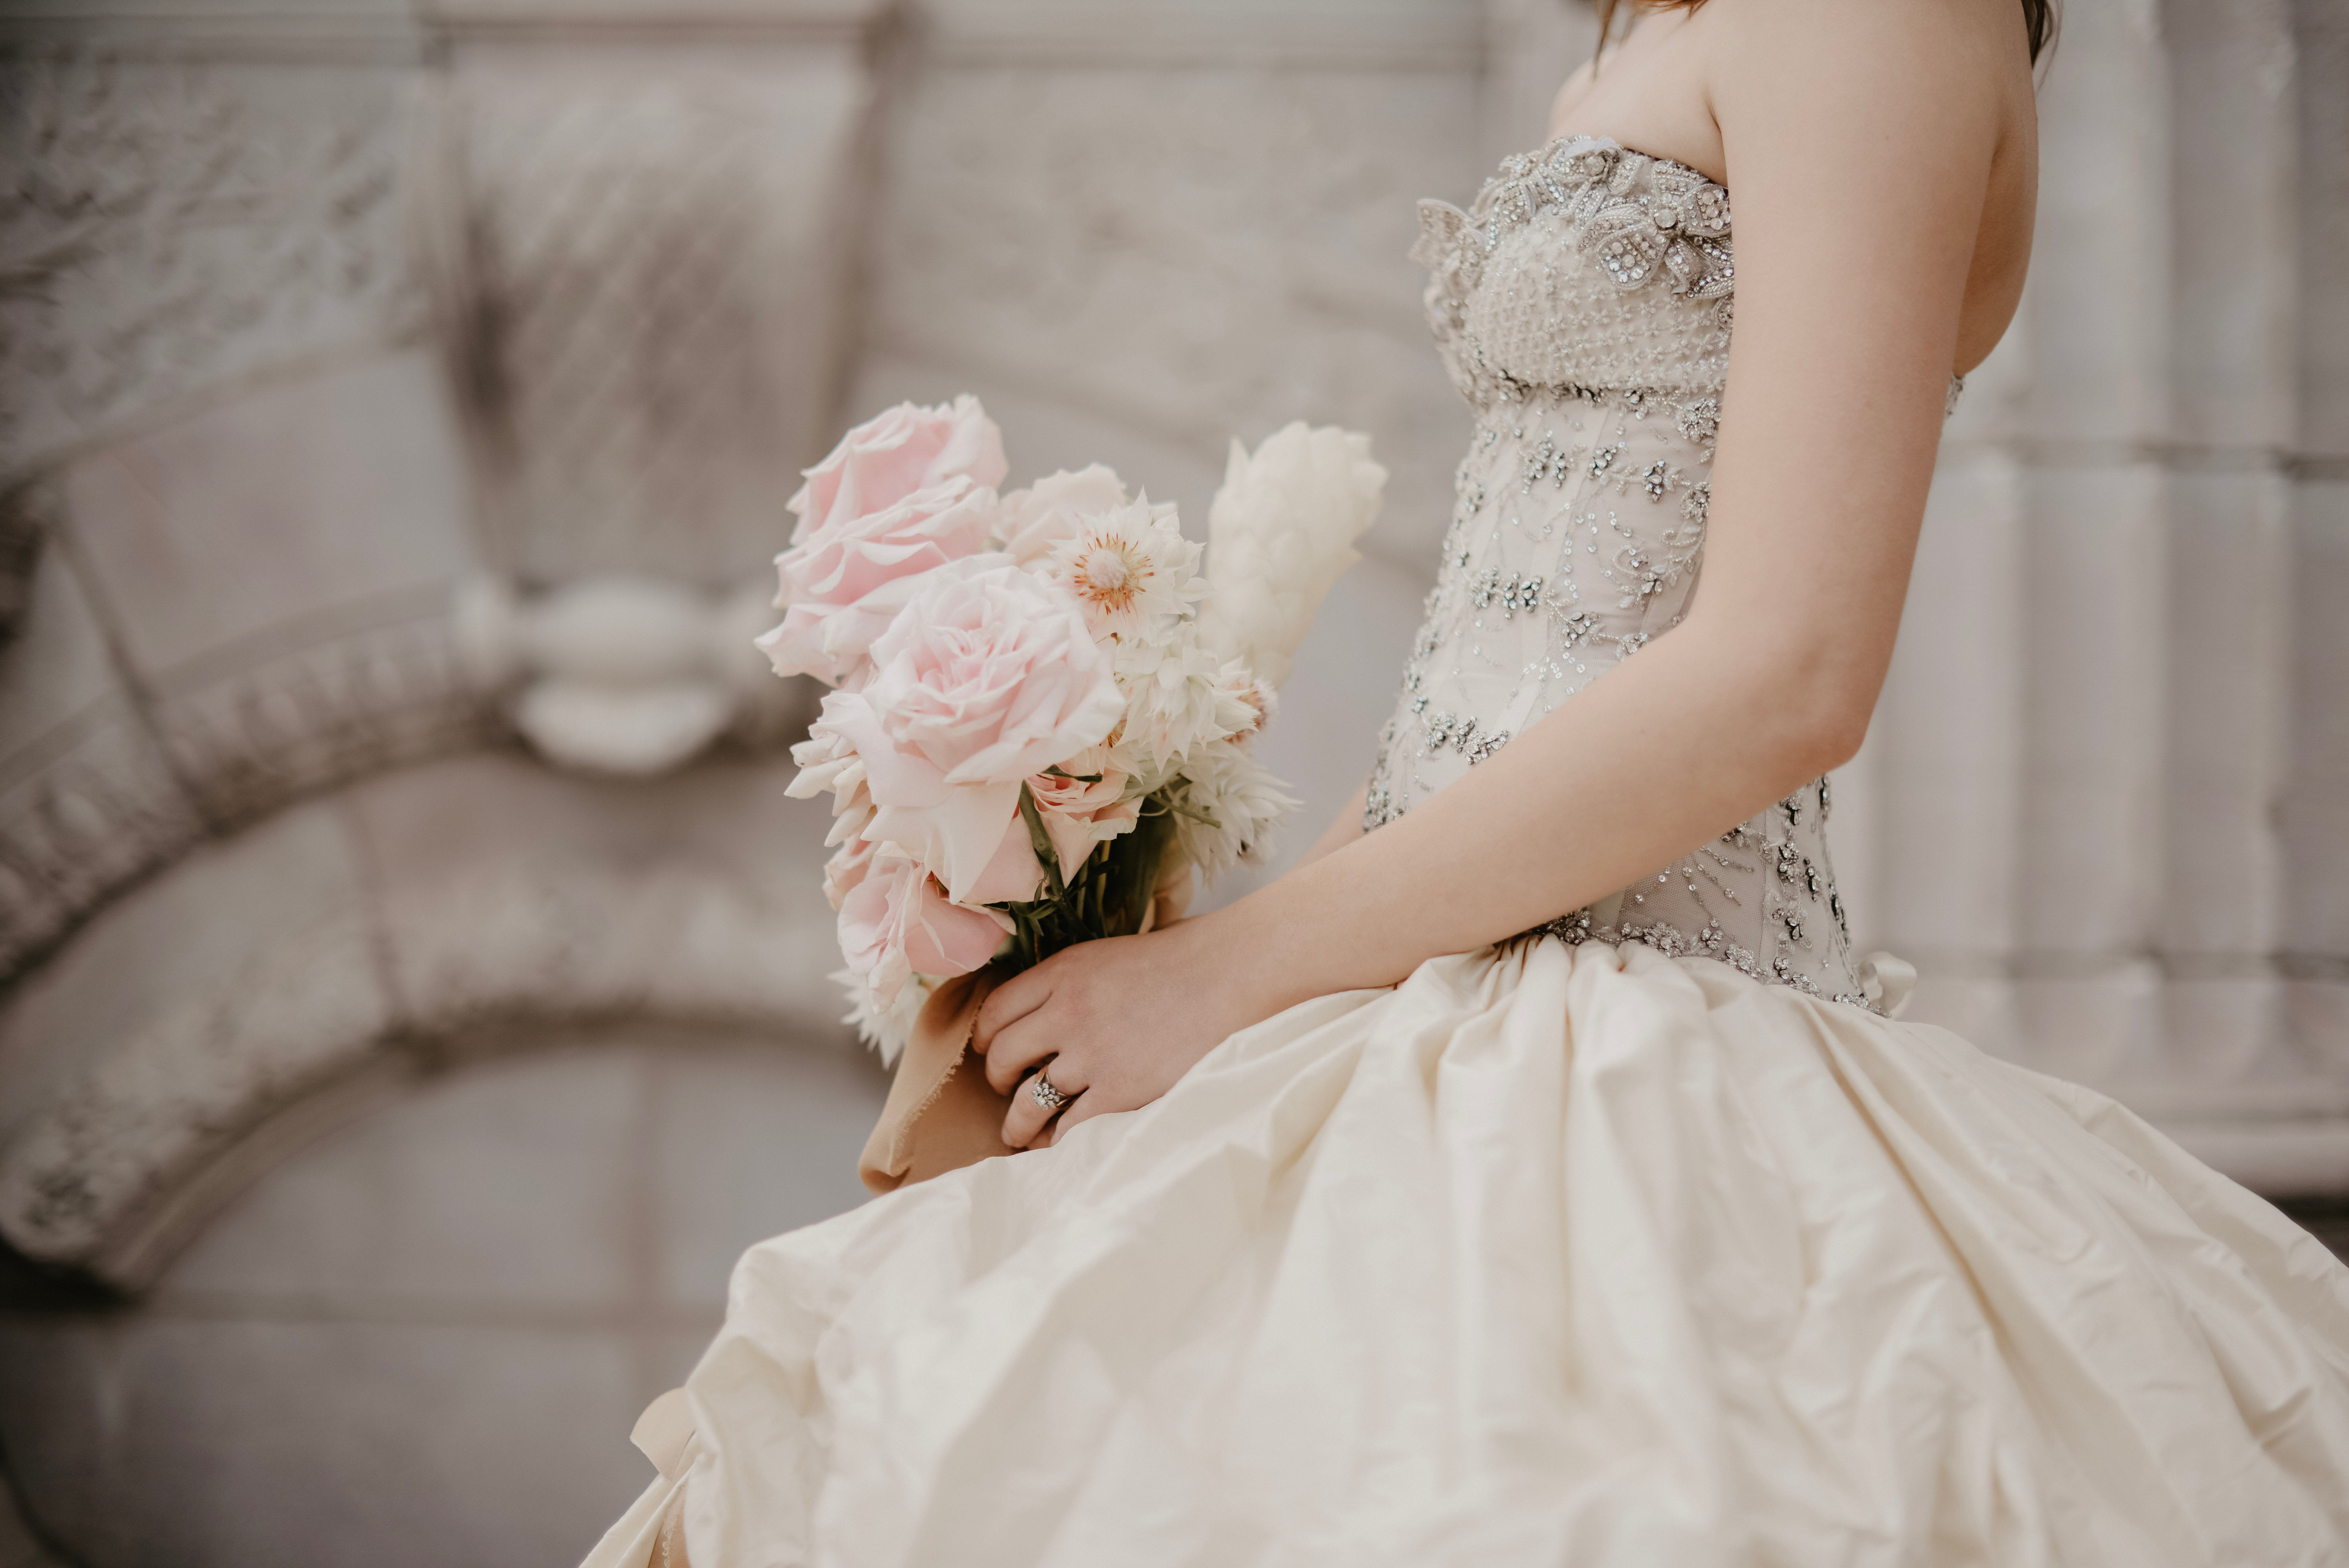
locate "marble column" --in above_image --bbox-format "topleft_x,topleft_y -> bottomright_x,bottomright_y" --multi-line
1855,0 -> 2349,1189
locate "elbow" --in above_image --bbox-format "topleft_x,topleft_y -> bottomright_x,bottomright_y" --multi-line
1684,611 -> 1888,780
1761,651 -> 1881,780
1797,700 -> 1871,778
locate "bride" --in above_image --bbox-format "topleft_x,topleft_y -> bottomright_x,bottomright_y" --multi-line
590,0 -> 2349,1561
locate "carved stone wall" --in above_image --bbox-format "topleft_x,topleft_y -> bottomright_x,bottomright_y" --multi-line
0,46 -> 426,480
0,753 -> 852,1286
0,4 -> 874,989
443,27 -> 878,587
856,0 -> 1483,565
0,14 -> 476,986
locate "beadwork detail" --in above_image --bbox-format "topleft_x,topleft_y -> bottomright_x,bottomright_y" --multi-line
1367,134 -> 1896,1013
1413,135 -> 1735,306
1412,136 -> 1739,411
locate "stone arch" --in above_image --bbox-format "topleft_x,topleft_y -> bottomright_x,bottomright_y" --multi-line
0,1014 -> 886,1568
0,751 -> 855,1290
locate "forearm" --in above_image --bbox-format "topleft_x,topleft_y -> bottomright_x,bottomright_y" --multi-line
1202,618 -> 1846,1014
1292,783 -> 1367,870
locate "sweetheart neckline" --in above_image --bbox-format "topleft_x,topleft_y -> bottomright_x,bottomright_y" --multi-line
1490,132 -> 1729,200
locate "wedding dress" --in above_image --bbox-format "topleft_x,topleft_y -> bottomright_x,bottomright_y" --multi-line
585,137 -> 2349,1568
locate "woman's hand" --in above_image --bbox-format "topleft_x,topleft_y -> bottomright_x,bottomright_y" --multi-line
972,911 -> 1275,1149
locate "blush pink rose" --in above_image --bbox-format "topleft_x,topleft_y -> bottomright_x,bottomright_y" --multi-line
823,560 -> 1124,901
791,396 -> 1009,542
965,805 -> 1050,905
839,853 -> 1009,1004
822,833 -> 877,912
756,478 -> 999,686
1027,744 -> 1139,878
786,721 -> 874,848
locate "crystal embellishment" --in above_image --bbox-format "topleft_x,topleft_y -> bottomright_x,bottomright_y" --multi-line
1369,133 -> 1894,1013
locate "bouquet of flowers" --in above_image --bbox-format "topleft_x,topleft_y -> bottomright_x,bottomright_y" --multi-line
757,396 -> 1387,1064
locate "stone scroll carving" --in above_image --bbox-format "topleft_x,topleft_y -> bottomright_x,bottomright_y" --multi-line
0,51 -> 424,478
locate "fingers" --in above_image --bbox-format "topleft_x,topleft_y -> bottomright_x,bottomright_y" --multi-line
972,964 -> 1052,1058
1001,1057 -> 1086,1149
982,1004 -> 1060,1096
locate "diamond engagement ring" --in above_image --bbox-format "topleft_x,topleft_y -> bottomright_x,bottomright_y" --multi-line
1028,1070 -> 1071,1112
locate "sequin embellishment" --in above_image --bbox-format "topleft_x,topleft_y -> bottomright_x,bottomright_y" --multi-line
1367,133 -> 1884,1012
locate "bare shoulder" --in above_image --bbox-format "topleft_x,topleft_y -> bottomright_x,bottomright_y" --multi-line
1700,0 -> 2027,162
1699,0 -> 2036,367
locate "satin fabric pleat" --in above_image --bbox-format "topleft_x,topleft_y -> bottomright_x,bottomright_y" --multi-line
584,939 -> 2349,1568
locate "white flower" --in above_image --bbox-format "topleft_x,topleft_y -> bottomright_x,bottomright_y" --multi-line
1107,620 -> 1236,790
1167,737 -> 1299,882
1044,497 -> 1203,645
1210,659 -> 1276,746
1196,423 -> 1386,688
995,465 -> 1132,569
837,967 -> 932,1066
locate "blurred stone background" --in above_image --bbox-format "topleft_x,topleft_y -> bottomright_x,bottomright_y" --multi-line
0,0 -> 2341,1562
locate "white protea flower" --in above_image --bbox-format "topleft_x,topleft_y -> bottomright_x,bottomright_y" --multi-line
1196,423 -> 1386,688
1108,621 -> 1237,789
1168,736 -> 1299,882
1045,496 -> 1205,645
1209,659 -> 1277,746
836,967 -> 932,1066
995,465 -> 1131,568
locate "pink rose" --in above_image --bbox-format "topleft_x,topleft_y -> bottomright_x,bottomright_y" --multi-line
830,808 -> 1047,916
824,560 -> 1124,900
839,854 -> 1009,1003
791,396 -> 1009,542
756,479 -> 999,686
995,465 -> 1130,568
787,721 -> 872,835
823,833 -> 876,912
1027,744 -> 1139,878
966,806 -> 1051,905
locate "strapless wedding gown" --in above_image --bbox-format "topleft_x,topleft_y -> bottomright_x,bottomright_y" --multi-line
585,139 -> 2349,1568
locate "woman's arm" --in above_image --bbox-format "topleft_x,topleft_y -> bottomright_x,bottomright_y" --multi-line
1292,784 -> 1368,871
977,0 -> 2025,1146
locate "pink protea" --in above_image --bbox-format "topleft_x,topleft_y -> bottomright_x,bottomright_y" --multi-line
1026,745 -> 1141,878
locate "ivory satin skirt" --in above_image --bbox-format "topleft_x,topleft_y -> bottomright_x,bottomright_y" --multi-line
584,937 -> 2349,1568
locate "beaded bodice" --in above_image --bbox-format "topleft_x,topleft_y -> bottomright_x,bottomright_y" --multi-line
1367,135 -> 1884,1010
